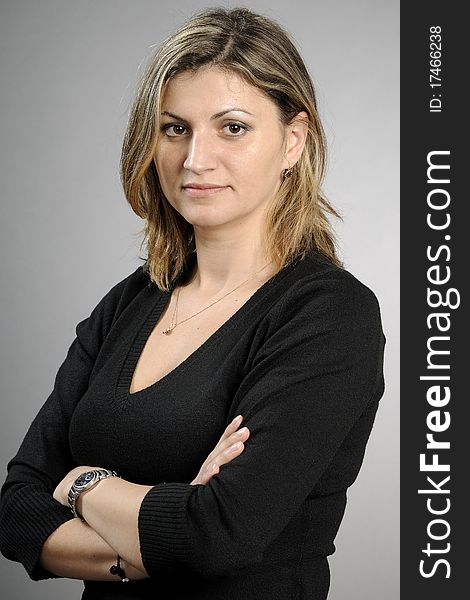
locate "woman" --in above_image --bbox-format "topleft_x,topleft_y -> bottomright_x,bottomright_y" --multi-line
0,6 -> 385,599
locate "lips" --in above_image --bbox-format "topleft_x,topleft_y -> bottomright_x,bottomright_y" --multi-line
182,183 -> 228,197
182,183 -> 226,190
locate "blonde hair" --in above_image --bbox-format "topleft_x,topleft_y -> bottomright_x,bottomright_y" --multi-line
121,6 -> 343,291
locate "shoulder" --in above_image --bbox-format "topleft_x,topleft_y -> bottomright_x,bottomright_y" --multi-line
283,250 -> 383,326
106,263 -> 152,318
75,263 -> 151,342
254,251 -> 385,390
262,251 -> 385,364
94,263 -> 150,313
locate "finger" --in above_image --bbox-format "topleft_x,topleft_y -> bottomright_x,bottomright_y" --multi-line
203,447 -> 238,482
206,426 -> 250,466
194,440 -> 246,486
190,461 -> 220,486
218,415 -> 244,443
215,440 -> 246,470
206,416 -> 245,462
198,442 -> 245,485
221,426 -> 250,451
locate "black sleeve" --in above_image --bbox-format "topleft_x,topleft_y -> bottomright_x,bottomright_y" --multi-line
0,266 -> 145,581
137,269 -> 386,578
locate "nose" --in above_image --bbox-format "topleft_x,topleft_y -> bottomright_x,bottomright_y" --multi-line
183,131 -> 217,173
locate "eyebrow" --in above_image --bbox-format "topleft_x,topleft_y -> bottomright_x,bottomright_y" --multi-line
160,107 -> 254,121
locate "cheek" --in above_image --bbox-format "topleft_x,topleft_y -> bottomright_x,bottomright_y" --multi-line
229,153 -> 281,211
235,139 -> 282,182
248,130 -> 282,162
154,150 -> 178,184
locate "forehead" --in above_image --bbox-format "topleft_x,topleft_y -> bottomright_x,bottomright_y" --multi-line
161,67 -> 276,115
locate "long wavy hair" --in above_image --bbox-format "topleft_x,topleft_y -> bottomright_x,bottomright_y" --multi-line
120,6 -> 343,291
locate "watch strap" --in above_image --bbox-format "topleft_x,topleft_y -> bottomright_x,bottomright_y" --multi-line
67,468 -> 119,520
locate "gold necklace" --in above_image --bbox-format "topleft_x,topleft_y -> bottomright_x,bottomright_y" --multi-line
162,262 -> 272,335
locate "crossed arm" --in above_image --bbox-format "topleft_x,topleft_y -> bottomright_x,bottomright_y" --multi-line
40,416 -> 250,580
5,270 -> 384,583
39,512 -> 148,581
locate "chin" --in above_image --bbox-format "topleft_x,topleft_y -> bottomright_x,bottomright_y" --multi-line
188,218 -> 233,229
179,206 -> 236,226
188,213 -> 241,230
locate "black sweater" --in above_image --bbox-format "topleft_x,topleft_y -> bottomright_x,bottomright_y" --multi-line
0,250 -> 386,599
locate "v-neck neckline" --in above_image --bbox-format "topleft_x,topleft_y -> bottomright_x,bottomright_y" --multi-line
115,256 -> 300,404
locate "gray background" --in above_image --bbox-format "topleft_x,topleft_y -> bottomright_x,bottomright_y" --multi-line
0,1 -> 399,598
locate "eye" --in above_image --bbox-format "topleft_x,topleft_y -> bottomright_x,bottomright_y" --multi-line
223,122 -> 248,136
161,123 -> 187,137
160,121 -> 249,137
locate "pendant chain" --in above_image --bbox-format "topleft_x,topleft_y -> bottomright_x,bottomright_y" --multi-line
162,262 -> 272,335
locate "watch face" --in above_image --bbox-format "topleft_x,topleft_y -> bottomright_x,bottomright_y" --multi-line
75,471 -> 95,489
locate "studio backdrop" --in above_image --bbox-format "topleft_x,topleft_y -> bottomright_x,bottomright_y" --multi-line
0,1 -> 399,598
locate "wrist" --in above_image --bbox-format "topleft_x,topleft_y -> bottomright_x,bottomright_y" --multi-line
78,476 -> 116,521
74,481 -> 102,520
68,468 -> 119,520
109,553 -> 150,582
110,554 -> 131,583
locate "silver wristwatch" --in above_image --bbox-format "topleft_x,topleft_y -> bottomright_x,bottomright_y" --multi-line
67,468 -> 119,520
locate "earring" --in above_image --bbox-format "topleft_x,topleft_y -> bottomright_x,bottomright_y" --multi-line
282,166 -> 293,180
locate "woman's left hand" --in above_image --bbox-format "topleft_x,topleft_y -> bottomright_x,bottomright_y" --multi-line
53,466 -> 102,507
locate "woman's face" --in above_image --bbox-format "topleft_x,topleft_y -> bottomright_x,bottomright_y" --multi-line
154,67 -> 297,234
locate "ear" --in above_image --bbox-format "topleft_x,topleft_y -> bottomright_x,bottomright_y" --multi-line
282,111 -> 309,169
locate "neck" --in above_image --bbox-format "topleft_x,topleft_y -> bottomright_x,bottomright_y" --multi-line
186,231 -> 274,295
